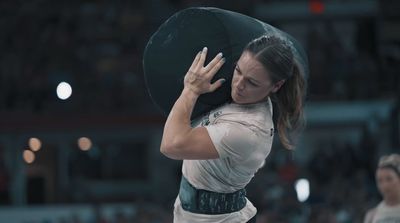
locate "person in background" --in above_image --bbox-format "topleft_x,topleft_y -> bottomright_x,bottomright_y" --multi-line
364,154 -> 400,223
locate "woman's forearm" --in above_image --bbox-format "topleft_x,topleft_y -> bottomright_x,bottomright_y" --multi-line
160,48 -> 224,158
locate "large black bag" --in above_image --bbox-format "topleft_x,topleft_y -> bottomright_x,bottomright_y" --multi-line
143,7 -> 308,119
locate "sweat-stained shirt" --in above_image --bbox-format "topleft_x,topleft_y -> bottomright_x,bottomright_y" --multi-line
173,98 -> 274,223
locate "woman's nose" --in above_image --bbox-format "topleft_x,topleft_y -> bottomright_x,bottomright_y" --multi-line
380,181 -> 391,191
236,77 -> 245,90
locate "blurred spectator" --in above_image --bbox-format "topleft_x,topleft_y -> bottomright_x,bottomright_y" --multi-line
363,154 -> 400,223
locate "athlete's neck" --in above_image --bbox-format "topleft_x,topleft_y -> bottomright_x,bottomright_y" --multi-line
384,194 -> 400,206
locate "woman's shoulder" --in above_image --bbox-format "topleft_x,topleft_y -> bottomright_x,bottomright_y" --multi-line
223,98 -> 272,116
226,99 -> 273,124
363,205 -> 379,223
210,101 -> 273,135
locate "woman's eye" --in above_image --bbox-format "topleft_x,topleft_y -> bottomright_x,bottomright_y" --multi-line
249,80 -> 258,87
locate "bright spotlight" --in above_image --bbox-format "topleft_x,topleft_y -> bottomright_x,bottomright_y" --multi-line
78,137 -> 92,151
56,82 -> 72,100
23,150 -> 35,164
29,137 -> 42,152
295,178 -> 310,202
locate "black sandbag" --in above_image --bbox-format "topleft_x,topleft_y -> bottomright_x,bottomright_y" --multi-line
143,7 -> 308,119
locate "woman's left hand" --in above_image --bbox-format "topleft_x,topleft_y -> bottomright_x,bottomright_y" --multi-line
183,47 -> 226,96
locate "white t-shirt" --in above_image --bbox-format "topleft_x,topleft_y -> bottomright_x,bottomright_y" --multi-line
174,98 -> 274,223
371,202 -> 400,223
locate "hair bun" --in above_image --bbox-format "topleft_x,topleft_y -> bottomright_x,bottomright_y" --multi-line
379,154 -> 400,171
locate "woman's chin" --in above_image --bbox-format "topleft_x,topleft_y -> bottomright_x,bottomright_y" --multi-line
232,96 -> 246,104
232,92 -> 249,104
231,93 -> 241,104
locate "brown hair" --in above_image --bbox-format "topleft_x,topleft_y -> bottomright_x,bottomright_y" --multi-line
244,35 -> 307,150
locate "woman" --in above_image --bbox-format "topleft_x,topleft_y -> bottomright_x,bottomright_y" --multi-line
160,36 -> 306,223
364,154 -> 400,223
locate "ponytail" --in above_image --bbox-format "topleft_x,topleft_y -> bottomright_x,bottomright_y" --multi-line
245,35 -> 307,150
272,61 -> 306,150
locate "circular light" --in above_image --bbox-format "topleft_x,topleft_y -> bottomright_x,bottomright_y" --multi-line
23,150 -> 35,164
29,137 -> 42,152
78,137 -> 92,151
295,178 -> 310,202
56,82 -> 72,100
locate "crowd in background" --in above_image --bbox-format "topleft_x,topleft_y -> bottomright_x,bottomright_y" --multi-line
1,1 -> 152,114
1,0 -> 397,114
11,134 -> 390,223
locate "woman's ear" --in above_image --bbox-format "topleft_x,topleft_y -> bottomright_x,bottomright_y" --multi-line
271,80 -> 285,93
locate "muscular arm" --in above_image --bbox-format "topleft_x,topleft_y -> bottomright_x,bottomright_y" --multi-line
160,88 -> 218,160
160,47 -> 225,160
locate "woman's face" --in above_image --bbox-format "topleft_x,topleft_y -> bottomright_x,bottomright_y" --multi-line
376,167 -> 400,200
231,51 -> 282,104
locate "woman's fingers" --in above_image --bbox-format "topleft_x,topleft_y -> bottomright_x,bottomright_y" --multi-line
196,47 -> 208,70
189,51 -> 201,71
204,52 -> 223,73
206,56 -> 225,79
209,79 -> 226,92
188,47 -> 225,83
184,48 -> 226,94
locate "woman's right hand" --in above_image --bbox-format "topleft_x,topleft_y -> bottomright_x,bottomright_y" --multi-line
183,47 -> 226,96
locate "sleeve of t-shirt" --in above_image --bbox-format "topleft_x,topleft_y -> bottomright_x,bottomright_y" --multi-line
363,208 -> 376,223
205,121 -> 260,160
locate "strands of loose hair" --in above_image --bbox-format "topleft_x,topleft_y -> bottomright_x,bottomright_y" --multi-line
245,36 -> 307,150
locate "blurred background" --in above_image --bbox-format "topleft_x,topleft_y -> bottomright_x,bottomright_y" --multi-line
0,0 -> 399,222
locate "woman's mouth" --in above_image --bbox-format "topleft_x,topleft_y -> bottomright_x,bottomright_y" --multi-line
235,90 -> 243,97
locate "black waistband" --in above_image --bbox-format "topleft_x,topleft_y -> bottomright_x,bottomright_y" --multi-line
179,176 -> 247,215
